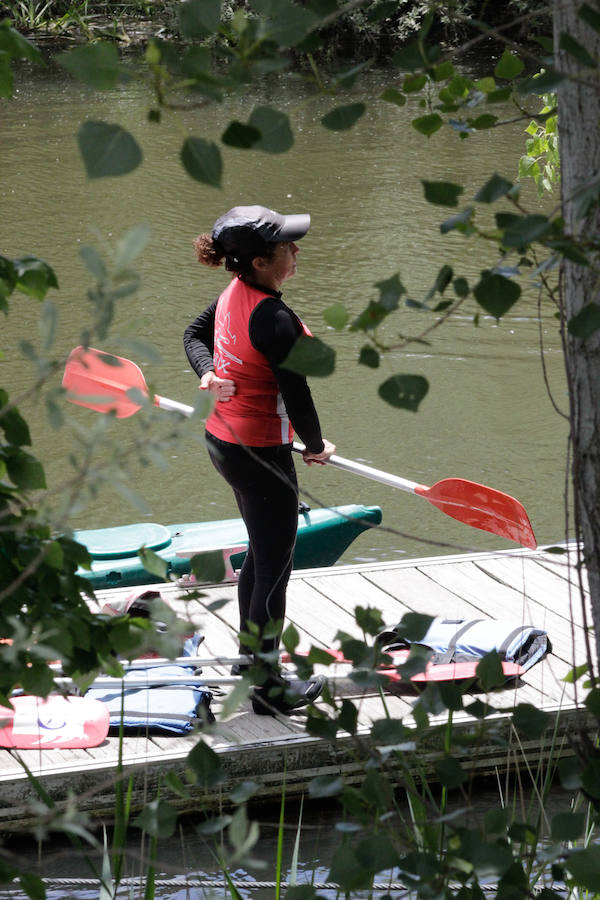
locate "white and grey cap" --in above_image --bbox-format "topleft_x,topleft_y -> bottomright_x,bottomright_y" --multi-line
212,205 -> 311,259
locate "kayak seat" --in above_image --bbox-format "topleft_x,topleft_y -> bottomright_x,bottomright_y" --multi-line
74,522 -> 172,559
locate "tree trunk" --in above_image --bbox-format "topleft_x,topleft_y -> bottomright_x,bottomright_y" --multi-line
554,0 -> 600,668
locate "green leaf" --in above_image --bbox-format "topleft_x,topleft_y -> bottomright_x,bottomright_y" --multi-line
196,813 -> 233,834
355,833 -> 400,873
403,73 -> 427,93
453,277 -> 469,297
486,86 -> 513,103
474,173 -> 513,203
114,225 -> 151,273
14,257 -> 58,300
5,449 -> 46,490
0,23 -> 43,63
323,303 -> 348,330
248,106 -> 294,152
190,550 -> 226,584
358,345 -> 380,368
578,3 -> 600,32
0,53 -> 13,98
58,43 -> 122,89
558,757 -> 583,790
308,774 -> 343,798
567,303 -> 600,340
286,886 -> 321,900
321,103 -> 366,131
470,114 -> 497,130
78,122 -> 142,179
380,87 -> 406,106
18,873 -> 46,900
376,272 -> 405,308
306,716 -> 339,742
559,31 -> 597,68
475,649 -> 505,691
269,3 -> 317,47
412,113 -> 443,137
512,703 -> 551,739
435,754 -> 467,788
494,48 -> 525,79
370,718 -> 406,745
21,663 -> 54,697
473,271 -> 521,318
440,205 -> 475,235
1,406 -> 31,446
328,843 -> 371,892
378,374 -> 429,411
581,758 -> 600,799
80,246 -> 107,281
138,547 -> 168,580
228,780 -> 259,803
180,136 -> 222,186
281,335 -> 335,376
517,69 -> 567,95
551,811 -> 585,842
448,74 -> 472,98
187,740 -> 224,788
221,121 -> 261,149
474,76 -> 496,93
501,214 -> 552,247
133,798 -> 178,838
485,807 -> 510,834
584,686 -> 600,717
178,0 -> 221,39
422,180 -> 463,207
432,60 -> 455,81
565,845 -> 600,891
563,661 -> 588,682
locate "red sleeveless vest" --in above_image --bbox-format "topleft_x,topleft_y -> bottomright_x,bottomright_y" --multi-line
206,278 -> 298,446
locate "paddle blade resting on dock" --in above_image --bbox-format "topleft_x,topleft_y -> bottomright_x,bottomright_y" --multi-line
415,477 -> 537,550
0,695 -> 110,749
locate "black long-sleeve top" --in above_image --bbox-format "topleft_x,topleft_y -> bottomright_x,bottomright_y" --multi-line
183,285 -> 325,454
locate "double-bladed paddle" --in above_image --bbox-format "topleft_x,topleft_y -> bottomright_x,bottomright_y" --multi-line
62,346 -> 537,549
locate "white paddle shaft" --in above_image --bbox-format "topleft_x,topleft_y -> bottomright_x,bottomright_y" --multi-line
155,395 -> 195,416
153,395 -> 420,494
292,442 -> 419,493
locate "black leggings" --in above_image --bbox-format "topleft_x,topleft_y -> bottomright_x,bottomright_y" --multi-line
205,431 -> 298,654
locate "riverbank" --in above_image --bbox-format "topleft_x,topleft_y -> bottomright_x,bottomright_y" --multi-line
5,0 -> 551,59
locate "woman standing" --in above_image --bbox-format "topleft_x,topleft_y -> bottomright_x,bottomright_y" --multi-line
183,205 -> 336,715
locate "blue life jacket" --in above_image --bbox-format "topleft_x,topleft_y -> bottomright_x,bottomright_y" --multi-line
380,618 -> 550,671
86,633 -> 214,733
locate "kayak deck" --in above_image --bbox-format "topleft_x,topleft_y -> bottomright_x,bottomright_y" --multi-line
74,504 -> 382,588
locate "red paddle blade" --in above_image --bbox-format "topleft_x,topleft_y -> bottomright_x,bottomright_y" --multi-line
415,478 -> 537,549
62,346 -> 149,418
0,695 -> 109,749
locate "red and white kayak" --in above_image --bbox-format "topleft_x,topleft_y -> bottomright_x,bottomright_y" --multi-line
0,695 -> 109,749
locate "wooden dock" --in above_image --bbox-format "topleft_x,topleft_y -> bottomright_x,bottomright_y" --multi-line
0,543 -> 593,831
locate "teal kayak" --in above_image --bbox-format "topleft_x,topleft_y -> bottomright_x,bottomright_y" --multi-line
74,504 -> 382,589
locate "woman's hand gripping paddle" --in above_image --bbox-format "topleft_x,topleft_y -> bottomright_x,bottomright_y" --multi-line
62,346 -> 536,549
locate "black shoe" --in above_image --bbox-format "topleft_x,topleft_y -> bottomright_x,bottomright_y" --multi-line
251,674 -> 326,716
230,663 -> 250,676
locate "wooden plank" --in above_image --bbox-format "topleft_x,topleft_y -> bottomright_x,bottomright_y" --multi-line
412,560 -> 586,666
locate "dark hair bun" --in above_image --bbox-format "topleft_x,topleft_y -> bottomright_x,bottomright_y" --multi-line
193,233 -> 224,268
